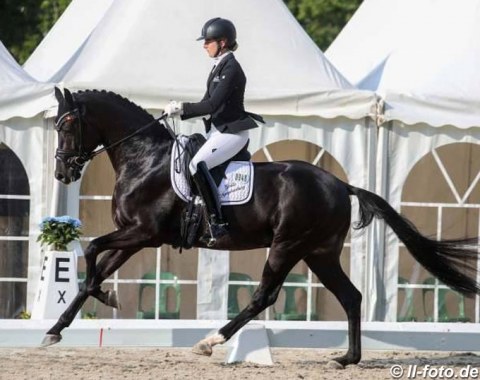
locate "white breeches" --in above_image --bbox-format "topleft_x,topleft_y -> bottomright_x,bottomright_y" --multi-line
189,127 -> 249,175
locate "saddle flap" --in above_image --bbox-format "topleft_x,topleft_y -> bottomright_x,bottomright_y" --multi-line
211,140 -> 251,186
170,135 -> 254,206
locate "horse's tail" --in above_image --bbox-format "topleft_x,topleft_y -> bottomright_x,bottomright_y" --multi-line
346,184 -> 480,297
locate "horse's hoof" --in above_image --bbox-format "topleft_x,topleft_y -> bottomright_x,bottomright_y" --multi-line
329,353 -> 360,368
192,340 -> 213,356
327,360 -> 345,369
41,334 -> 62,347
106,290 -> 121,310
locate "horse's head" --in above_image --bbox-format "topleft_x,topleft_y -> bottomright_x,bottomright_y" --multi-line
53,87 -> 96,184
53,87 -> 164,184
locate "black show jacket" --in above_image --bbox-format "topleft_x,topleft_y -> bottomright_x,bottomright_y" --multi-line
181,53 -> 261,134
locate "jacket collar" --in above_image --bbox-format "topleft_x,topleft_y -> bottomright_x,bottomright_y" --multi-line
210,53 -> 234,79
212,51 -> 232,67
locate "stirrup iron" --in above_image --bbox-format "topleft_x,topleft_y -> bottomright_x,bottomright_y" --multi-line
205,217 -> 228,247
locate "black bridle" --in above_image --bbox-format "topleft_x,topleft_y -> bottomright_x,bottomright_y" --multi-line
54,108 -> 174,173
54,109 -> 91,174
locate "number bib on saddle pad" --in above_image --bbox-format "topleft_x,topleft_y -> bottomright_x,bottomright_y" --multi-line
170,135 -> 254,205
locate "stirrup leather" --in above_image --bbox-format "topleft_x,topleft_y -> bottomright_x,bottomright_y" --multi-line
203,213 -> 228,246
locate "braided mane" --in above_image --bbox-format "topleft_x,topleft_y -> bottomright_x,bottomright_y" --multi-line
75,89 -> 155,121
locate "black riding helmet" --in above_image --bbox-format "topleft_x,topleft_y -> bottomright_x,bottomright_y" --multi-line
197,17 -> 237,50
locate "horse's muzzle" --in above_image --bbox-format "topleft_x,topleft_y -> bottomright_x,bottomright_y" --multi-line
55,171 -> 70,184
55,164 -> 81,184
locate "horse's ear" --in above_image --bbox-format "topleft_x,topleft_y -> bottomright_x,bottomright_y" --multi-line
64,88 -> 75,108
54,87 -> 64,105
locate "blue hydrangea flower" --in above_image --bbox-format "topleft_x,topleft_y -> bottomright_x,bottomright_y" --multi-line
39,216 -> 55,230
37,215 -> 82,251
55,215 -> 82,228
39,215 -> 82,230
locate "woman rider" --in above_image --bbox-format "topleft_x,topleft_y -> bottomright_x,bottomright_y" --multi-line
164,17 -> 262,240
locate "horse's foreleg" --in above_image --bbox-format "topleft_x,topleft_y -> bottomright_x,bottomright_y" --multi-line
193,248 -> 299,356
43,249 -> 138,346
83,228 -> 154,292
43,229 -> 152,346
89,286 -> 121,309
87,248 -> 140,309
42,288 -> 89,346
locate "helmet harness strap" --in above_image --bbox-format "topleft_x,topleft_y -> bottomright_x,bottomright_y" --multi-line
214,40 -> 224,57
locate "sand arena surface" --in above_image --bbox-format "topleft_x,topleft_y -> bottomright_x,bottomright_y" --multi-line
1,347 -> 480,380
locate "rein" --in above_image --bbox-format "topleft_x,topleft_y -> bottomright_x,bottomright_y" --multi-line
88,113 -> 174,160
55,109 -> 176,170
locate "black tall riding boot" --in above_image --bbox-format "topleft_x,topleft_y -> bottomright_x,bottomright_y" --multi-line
192,161 -> 228,242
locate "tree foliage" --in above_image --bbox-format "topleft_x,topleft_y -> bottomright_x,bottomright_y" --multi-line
284,0 -> 362,51
0,0 -> 361,65
0,0 -> 71,64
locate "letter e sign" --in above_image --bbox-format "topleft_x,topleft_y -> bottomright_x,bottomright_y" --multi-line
55,257 -> 70,282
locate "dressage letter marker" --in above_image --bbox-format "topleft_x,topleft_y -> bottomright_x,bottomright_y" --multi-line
225,324 -> 273,365
57,290 -> 66,304
31,251 -> 79,320
55,258 -> 70,282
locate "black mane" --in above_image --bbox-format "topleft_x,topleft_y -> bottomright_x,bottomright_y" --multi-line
75,89 -> 155,122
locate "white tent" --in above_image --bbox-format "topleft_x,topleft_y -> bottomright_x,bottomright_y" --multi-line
23,0 -> 114,82
50,0 -> 376,120
0,41 -> 57,317
326,0 -> 480,322
326,0 -> 480,128
0,42 -> 54,120
26,0 -> 378,320
32,0 -> 379,196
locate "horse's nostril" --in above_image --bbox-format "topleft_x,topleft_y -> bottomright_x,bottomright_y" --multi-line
55,172 -> 64,181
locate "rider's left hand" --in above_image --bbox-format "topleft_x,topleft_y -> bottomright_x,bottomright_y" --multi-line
164,101 -> 183,117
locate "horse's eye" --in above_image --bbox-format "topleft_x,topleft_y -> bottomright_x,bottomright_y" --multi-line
55,113 -> 76,131
62,122 -> 73,132
61,117 -> 77,132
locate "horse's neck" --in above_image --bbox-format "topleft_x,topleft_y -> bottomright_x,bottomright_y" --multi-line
89,109 -> 172,176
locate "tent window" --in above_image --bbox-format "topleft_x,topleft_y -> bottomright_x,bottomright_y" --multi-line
0,143 -> 29,318
398,142 -> 480,322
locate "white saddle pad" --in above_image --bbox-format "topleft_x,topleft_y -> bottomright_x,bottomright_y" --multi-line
170,136 -> 254,205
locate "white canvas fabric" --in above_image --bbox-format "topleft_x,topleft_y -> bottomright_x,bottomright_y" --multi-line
327,0 -> 480,321
0,115 -> 52,318
0,41 -> 60,310
326,0 -> 480,128
0,42 -> 55,120
23,0 -> 114,82
44,0 -> 376,120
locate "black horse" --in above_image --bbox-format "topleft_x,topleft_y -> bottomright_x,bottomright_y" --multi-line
46,87 -> 480,366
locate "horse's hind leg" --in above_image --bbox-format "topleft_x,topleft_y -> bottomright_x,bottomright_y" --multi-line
193,245 -> 300,356
305,252 -> 362,367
